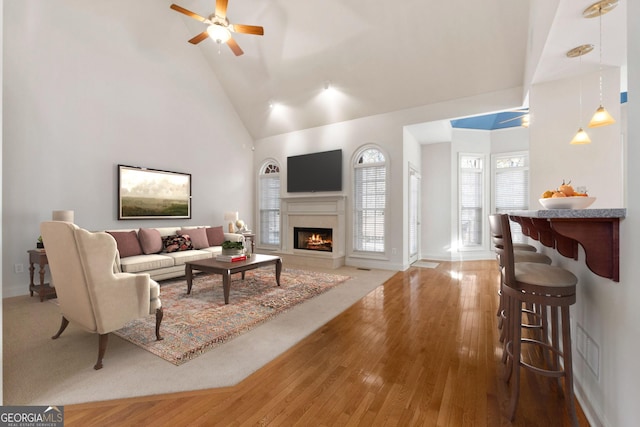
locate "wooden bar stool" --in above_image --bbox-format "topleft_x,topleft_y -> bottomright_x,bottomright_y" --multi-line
489,217 -> 552,336
514,242 -> 537,252
496,214 -> 579,425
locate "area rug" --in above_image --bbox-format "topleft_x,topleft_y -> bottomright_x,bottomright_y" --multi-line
412,260 -> 440,269
113,267 -> 350,366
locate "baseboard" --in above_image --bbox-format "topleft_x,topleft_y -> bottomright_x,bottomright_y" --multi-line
575,379 -> 606,427
420,251 -> 495,262
3,282 -> 28,299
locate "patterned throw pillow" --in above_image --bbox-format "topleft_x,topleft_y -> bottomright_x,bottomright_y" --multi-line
162,235 -> 194,253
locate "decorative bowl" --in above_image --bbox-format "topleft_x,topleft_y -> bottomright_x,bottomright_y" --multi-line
539,196 -> 596,209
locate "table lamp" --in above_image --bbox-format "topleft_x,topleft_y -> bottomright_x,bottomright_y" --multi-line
52,210 -> 74,223
224,211 -> 238,233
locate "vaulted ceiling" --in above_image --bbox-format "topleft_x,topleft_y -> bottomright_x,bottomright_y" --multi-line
167,0 -> 627,140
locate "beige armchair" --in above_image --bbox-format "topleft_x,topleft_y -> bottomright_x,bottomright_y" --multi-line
40,221 -> 163,370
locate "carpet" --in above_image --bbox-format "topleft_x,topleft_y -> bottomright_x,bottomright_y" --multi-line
113,267 -> 350,365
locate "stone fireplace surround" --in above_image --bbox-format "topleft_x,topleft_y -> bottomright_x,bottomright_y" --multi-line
279,195 -> 346,269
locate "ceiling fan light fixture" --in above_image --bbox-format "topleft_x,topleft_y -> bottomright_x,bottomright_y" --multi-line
589,105 -> 616,127
207,24 -> 231,44
570,127 -> 592,145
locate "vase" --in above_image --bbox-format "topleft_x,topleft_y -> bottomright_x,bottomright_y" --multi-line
222,248 -> 244,256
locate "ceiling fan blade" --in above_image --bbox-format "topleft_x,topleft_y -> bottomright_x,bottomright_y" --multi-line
227,37 -> 244,56
170,4 -> 206,22
188,31 -> 209,45
232,24 -> 264,36
499,114 -> 527,124
215,0 -> 229,19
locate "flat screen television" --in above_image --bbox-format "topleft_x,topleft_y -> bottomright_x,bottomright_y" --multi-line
287,149 -> 342,193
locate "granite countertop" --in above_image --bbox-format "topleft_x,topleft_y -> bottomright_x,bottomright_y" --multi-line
508,208 -> 626,219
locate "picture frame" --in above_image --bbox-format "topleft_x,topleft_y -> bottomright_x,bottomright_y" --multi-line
118,165 -> 191,220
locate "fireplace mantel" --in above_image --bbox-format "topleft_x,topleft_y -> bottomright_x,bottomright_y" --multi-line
279,195 -> 346,268
281,195 -> 346,211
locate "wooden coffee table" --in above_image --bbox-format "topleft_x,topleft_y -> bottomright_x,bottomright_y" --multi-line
185,254 -> 282,304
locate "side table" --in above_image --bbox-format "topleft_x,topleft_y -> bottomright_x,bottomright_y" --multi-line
28,249 -> 57,302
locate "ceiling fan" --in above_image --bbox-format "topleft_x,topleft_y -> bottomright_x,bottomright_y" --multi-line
170,1 -> 264,56
498,108 -> 530,127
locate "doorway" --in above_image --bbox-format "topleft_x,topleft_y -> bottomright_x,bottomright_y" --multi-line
409,166 -> 421,263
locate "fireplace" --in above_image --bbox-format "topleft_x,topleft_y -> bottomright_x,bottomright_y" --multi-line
294,227 -> 333,252
280,195 -> 345,268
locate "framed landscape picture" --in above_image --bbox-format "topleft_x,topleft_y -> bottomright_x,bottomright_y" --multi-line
118,165 -> 191,220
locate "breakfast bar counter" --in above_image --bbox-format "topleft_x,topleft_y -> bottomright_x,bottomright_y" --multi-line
508,208 -> 626,282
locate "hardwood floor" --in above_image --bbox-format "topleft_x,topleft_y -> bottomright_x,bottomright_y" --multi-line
65,260 -> 589,426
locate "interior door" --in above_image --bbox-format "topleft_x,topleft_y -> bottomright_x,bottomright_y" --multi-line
409,167 -> 421,263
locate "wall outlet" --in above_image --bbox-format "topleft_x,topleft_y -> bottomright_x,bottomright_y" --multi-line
586,338 -> 600,379
576,322 -> 599,380
576,324 -> 587,357
14,263 -> 24,274
391,248 -> 397,255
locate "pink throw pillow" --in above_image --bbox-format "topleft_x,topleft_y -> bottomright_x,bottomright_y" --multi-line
106,230 -> 143,258
206,226 -> 225,246
138,228 -> 163,254
178,227 -> 209,249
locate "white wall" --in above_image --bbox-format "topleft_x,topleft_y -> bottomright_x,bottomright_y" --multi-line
2,0 -> 255,297
615,2 -> 640,424
529,60 -> 638,425
253,112 -> 407,270
420,142 -> 452,259
491,126 -> 529,154
530,68 -> 623,209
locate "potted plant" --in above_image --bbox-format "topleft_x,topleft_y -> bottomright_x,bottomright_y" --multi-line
221,240 -> 244,255
36,236 -> 44,249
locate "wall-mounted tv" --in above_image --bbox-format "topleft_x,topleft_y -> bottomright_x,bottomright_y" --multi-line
287,149 -> 342,193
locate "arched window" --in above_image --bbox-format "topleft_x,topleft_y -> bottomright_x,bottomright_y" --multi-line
353,147 -> 387,253
259,161 -> 281,246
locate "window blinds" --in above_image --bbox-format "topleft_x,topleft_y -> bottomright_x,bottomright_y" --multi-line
459,157 -> 483,247
259,174 -> 280,245
354,164 -> 386,252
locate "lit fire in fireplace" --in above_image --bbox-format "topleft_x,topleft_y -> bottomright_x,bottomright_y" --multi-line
307,234 -> 332,247
294,227 -> 333,252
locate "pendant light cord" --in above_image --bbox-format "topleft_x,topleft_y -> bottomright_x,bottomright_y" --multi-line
579,54 -> 583,124
598,5 -> 604,104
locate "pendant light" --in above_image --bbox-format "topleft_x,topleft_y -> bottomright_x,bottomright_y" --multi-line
584,0 -> 618,128
567,44 -> 594,145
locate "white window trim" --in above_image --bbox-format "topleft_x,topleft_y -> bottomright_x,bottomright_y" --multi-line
351,145 -> 389,256
457,152 -> 488,251
257,159 -> 281,250
491,151 -> 530,244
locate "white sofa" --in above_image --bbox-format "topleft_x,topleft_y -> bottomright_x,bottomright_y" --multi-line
105,226 -> 244,281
